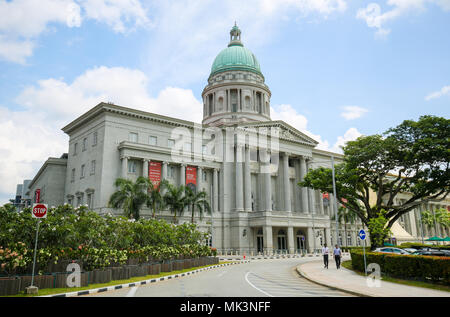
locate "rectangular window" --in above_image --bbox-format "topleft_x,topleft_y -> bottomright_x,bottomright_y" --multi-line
168,139 -> 175,148
73,143 -> 78,155
202,170 -> 207,182
87,193 -> 93,209
202,145 -> 207,155
82,138 -> 87,151
149,136 -> 157,146
93,132 -> 98,146
129,132 -> 138,143
128,161 -> 136,173
168,166 -> 174,178
90,160 -> 96,175
80,164 -> 85,178
71,168 -> 75,182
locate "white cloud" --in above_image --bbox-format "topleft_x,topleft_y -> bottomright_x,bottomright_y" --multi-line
0,65 -> 204,204
78,0 -> 151,33
0,0 -> 150,63
357,0 -> 450,36
0,107 -> 68,204
425,85 -> 450,100
331,127 -> 362,153
143,0 -> 348,86
340,106 -> 368,120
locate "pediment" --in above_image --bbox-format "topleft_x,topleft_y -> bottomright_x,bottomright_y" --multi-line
237,120 -> 319,147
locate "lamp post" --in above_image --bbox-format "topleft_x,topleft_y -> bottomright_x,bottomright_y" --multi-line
331,156 -> 340,247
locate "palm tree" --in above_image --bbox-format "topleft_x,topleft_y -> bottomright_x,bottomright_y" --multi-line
108,177 -> 149,220
146,179 -> 169,219
184,186 -> 211,224
163,183 -> 188,223
421,210 -> 436,236
332,206 -> 357,247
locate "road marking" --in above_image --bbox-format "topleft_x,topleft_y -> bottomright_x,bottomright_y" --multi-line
244,272 -> 274,297
126,286 -> 138,297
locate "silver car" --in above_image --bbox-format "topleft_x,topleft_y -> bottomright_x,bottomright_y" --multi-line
374,247 -> 411,255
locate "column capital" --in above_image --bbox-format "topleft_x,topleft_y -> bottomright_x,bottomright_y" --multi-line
163,161 -> 169,165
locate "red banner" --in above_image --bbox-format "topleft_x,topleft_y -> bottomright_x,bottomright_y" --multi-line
35,189 -> 41,203
186,166 -> 197,192
322,193 -> 329,200
149,161 -> 161,188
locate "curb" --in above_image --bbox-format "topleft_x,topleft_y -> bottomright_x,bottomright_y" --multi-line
40,261 -> 251,297
295,262 -> 372,297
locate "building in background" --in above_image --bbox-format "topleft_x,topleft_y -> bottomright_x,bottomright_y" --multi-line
20,25 -> 449,253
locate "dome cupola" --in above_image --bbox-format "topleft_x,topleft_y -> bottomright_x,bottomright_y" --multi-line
202,24 -> 271,127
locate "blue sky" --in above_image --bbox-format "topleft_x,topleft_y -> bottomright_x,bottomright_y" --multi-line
0,0 -> 449,204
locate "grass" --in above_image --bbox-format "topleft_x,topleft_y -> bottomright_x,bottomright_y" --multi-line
6,261 -> 234,297
341,260 -> 450,293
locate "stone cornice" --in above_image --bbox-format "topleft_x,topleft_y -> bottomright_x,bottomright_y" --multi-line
28,157 -> 68,189
61,102 -> 201,135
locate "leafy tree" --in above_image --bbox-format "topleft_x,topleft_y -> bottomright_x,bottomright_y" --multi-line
163,183 -> 188,223
331,206 -> 358,247
184,186 -> 211,224
299,115 -> 450,249
146,179 -> 169,218
108,177 -> 150,220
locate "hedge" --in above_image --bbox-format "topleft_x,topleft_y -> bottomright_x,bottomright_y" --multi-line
350,250 -> 450,285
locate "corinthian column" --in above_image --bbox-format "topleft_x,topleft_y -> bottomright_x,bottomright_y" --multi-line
244,145 -> 252,211
121,156 -> 128,179
300,156 -> 309,213
235,145 -> 244,211
282,152 -> 291,212
142,159 -> 149,178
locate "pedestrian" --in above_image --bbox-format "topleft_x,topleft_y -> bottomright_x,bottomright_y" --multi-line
322,243 -> 329,269
334,244 -> 342,269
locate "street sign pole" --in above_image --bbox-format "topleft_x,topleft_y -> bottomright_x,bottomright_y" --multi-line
28,203 -> 48,294
30,219 -> 41,287
359,229 -> 367,276
363,239 -> 367,276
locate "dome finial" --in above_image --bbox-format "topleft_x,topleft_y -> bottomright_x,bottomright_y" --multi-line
229,22 -> 243,47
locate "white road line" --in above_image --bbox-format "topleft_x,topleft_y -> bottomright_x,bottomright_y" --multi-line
126,286 -> 138,297
244,272 -> 274,297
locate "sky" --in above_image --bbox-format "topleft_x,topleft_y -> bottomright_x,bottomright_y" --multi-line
0,0 -> 449,204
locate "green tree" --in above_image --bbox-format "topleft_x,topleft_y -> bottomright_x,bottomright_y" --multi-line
108,177 -> 150,220
184,186 -> 211,224
299,115 -> 450,249
163,183 -> 188,223
147,179 -> 169,219
331,206 -> 357,247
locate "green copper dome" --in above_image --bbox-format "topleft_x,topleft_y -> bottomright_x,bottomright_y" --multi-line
210,24 -> 262,77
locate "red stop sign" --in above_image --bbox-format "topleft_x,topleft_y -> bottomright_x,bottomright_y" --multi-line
32,203 -> 48,218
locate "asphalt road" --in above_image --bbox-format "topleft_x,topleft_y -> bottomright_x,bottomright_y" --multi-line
84,258 -> 354,297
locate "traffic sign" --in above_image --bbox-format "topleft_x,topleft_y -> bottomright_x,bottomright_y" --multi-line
358,229 -> 366,240
32,203 -> 48,219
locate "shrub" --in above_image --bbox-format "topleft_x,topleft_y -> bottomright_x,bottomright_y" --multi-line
350,250 -> 450,285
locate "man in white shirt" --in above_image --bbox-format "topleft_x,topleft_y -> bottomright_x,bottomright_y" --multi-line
322,244 -> 329,269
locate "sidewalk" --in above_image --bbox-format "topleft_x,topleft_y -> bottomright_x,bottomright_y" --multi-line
296,257 -> 450,297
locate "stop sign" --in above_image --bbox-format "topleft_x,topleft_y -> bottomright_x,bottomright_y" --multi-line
32,203 -> 48,219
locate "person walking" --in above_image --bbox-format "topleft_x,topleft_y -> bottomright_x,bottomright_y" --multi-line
333,244 -> 342,269
322,244 -> 329,269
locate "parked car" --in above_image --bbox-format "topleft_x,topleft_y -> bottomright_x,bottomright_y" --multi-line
410,250 -> 450,257
403,248 -> 418,253
373,247 -> 411,255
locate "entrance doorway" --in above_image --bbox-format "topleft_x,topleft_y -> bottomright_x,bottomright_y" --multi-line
296,230 -> 306,252
277,229 -> 287,253
256,228 -> 264,253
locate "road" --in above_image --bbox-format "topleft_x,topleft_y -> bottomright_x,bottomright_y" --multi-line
84,258 -> 354,297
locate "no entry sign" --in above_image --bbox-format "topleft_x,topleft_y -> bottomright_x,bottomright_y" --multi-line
32,203 -> 48,219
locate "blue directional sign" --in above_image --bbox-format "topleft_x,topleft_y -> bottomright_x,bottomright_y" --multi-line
358,229 -> 366,240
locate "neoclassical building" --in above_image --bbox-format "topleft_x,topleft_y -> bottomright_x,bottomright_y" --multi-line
22,25 -> 449,254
